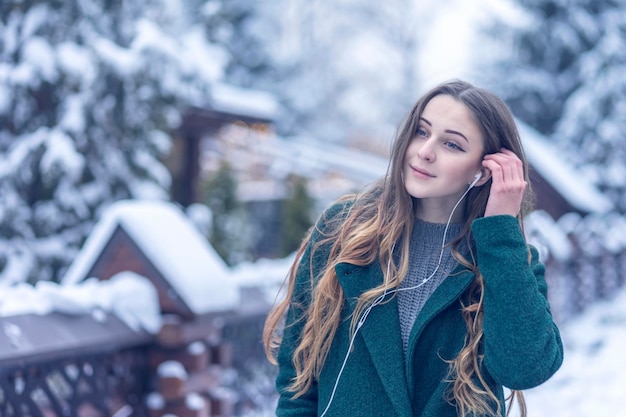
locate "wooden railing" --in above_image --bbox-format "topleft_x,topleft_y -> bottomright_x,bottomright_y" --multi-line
0,309 -> 274,417
526,210 -> 626,323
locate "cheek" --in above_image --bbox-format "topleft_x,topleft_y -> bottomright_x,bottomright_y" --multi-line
448,164 -> 479,185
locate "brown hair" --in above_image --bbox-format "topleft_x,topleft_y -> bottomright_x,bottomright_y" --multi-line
264,79 -> 533,416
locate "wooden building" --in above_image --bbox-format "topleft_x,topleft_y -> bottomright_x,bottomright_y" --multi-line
63,200 -> 239,318
169,84 -> 280,207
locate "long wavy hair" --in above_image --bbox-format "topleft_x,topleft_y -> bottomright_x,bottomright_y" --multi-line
264,80 -> 534,416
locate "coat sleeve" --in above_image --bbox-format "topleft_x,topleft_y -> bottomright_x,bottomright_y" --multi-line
275,201 -> 351,416
471,215 -> 564,390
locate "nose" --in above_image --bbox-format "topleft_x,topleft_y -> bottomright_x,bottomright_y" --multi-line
417,138 -> 436,162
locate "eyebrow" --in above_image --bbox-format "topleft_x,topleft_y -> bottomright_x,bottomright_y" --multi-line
420,117 -> 469,143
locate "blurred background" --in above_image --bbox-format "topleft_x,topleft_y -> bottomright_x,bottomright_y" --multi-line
1,0 -> 625,416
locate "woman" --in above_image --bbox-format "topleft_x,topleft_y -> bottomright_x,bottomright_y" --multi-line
263,80 -> 563,417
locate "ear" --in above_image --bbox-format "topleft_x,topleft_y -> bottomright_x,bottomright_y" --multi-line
476,167 -> 491,186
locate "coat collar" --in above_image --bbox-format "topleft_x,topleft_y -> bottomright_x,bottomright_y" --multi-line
335,261 -> 475,417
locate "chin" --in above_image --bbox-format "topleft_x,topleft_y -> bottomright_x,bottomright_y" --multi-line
404,186 -> 428,200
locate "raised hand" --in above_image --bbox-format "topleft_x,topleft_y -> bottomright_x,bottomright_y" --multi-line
482,148 -> 527,217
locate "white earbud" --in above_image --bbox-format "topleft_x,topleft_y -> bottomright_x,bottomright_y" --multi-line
468,171 -> 482,188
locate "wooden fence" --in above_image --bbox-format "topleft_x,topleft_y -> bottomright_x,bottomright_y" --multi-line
526,210 -> 626,323
0,309 -> 273,417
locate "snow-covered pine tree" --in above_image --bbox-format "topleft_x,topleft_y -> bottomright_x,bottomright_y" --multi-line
0,0 -> 226,284
482,0 -> 626,211
550,3 -> 626,211
194,0 -> 275,88
481,0 -> 610,135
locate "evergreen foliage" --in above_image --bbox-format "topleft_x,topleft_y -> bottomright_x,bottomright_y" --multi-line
201,160 -> 251,265
483,0 -> 626,211
279,175 -> 314,257
198,0 -> 274,87
0,0 -> 224,283
483,0 -> 602,134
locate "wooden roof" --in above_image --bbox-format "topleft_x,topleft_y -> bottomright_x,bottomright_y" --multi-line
0,312 -> 151,366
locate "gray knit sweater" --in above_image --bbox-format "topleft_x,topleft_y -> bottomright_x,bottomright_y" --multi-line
397,219 -> 465,355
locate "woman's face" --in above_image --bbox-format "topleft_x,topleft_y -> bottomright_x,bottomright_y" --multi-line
403,94 -> 486,220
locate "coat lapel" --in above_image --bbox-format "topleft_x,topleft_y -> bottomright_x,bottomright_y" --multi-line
413,267 -> 473,333
409,266 -> 474,351
336,262 -> 413,417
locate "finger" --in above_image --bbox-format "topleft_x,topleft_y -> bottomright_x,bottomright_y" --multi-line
482,153 -> 508,180
483,150 -> 523,183
499,149 -> 524,181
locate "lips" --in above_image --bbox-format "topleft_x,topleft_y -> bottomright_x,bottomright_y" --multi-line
411,166 -> 435,178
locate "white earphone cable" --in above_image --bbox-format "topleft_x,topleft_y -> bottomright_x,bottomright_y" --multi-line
319,181 -> 476,416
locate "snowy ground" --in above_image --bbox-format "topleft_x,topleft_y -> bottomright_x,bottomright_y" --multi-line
516,288 -> 626,417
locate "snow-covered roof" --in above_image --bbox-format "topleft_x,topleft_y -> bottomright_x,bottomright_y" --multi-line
278,136 -> 389,182
249,135 -> 388,189
63,199 -> 239,314
210,83 -> 280,121
518,120 -> 613,214
0,272 -> 162,334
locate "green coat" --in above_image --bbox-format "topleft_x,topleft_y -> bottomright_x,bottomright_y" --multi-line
276,204 -> 563,417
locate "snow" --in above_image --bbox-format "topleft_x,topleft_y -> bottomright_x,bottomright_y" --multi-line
22,36 -> 57,82
63,199 -> 240,314
417,0 -> 527,86
59,94 -> 87,133
157,360 -> 188,379
1,0 -> 229,284
230,255 -> 295,305
0,271 -> 162,333
187,341 -> 206,355
93,37 -> 142,77
524,210 -> 572,261
185,393 -> 206,410
211,82 -> 281,121
40,128 -> 85,180
21,4 -> 49,40
278,136 -> 389,183
56,42 -> 95,82
146,392 -> 165,409
0,241 -> 35,287
226,133 -> 389,203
